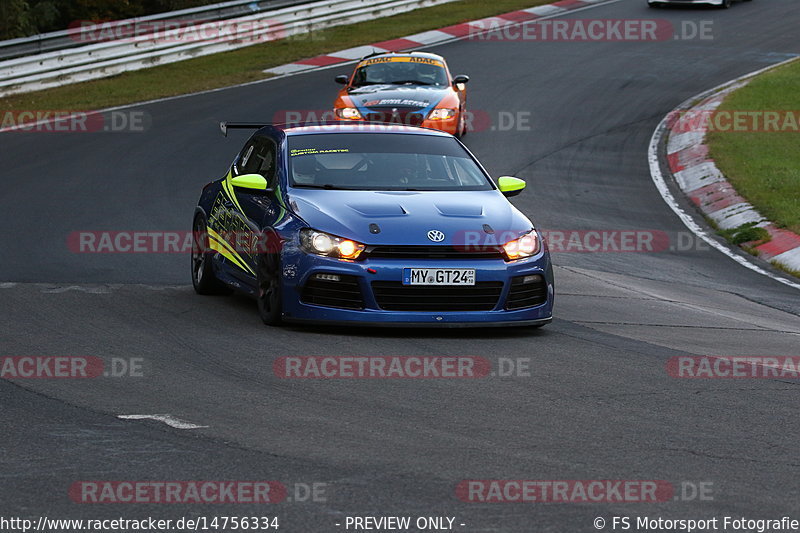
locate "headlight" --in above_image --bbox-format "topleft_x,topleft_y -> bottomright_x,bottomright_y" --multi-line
335,107 -> 362,120
428,108 -> 457,120
300,229 -> 365,260
502,232 -> 540,261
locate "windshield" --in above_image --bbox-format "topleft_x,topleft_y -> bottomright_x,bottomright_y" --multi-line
351,57 -> 449,87
287,133 -> 492,191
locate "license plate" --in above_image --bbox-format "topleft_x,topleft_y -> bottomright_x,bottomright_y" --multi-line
402,268 -> 476,286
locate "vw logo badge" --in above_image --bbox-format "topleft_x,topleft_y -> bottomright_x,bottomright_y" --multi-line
427,230 -> 445,242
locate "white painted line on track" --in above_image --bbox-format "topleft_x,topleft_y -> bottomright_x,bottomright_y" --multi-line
40,285 -> 112,294
118,414 -> 209,429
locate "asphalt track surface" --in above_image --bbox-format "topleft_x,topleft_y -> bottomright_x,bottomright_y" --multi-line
1,0 -> 799,531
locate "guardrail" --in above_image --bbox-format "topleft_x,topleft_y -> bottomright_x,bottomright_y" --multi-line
0,0 -> 315,61
0,0 -> 457,98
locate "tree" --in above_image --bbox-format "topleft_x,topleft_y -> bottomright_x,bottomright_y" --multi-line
0,0 -> 221,40
0,0 -> 34,40
0,0 -> 60,39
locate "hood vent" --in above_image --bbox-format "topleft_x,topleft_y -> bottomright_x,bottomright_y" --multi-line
435,204 -> 484,217
347,203 -> 407,216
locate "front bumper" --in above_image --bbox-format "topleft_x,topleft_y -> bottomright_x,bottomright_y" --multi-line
334,114 -> 461,135
280,250 -> 555,327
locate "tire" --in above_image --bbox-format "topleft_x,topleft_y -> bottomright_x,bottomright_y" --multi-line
191,215 -> 231,295
720,0 -> 732,7
456,110 -> 467,139
256,252 -> 283,326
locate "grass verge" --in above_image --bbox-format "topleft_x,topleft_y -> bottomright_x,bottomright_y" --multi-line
718,221 -> 770,247
706,59 -> 800,235
0,0 -> 550,111
770,260 -> 800,279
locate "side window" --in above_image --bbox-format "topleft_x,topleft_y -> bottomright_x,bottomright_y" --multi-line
234,140 -> 256,176
237,137 -> 276,182
256,139 -> 277,183
240,140 -> 262,176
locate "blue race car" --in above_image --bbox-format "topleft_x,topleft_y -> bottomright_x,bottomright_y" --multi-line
192,122 -> 554,327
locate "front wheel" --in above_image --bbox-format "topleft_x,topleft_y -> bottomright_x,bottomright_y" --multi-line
720,0 -> 732,7
192,215 -> 231,295
256,253 -> 283,326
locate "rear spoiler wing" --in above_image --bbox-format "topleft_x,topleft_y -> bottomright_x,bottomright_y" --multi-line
219,122 -> 269,137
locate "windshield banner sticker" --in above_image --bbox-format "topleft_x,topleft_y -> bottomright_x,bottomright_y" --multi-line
290,148 -> 350,157
358,56 -> 445,68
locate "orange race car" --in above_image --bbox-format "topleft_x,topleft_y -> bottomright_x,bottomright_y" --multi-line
333,51 -> 470,137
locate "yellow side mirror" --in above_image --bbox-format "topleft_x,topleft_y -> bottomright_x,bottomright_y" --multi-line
497,176 -> 526,197
230,173 -> 269,191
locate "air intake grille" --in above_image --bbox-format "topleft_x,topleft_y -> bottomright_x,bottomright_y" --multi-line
301,274 -> 364,309
506,275 -> 548,310
366,245 -> 504,260
371,281 -> 503,311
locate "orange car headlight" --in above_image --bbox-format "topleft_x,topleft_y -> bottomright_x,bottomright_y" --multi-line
502,232 -> 540,261
335,107 -> 362,120
301,229 -> 365,260
427,108 -> 457,120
